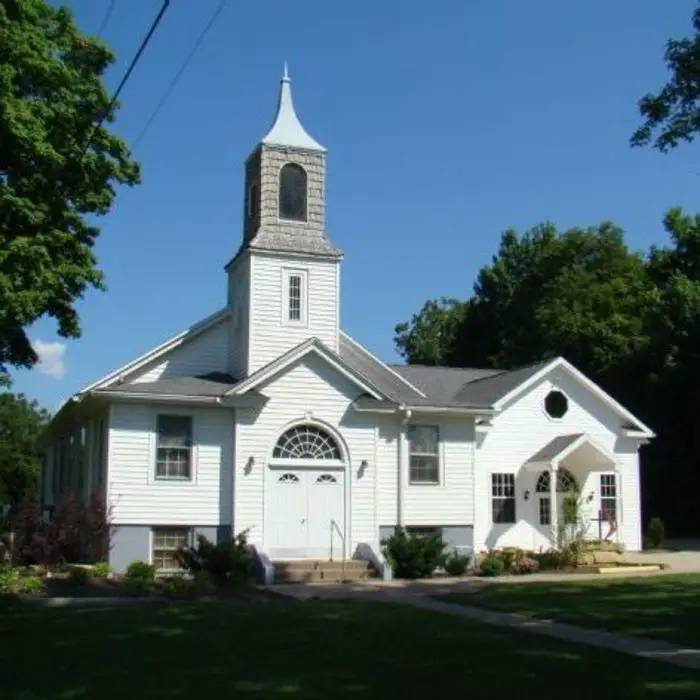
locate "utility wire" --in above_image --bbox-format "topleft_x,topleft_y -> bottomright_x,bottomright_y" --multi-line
97,0 -> 117,38
132,0 -> 228,150
82,0 -> 171,156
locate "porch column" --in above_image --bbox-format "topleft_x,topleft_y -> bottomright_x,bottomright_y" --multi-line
549,464 -> 558,548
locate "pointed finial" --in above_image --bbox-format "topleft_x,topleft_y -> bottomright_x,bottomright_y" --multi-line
283,60 -> 289,81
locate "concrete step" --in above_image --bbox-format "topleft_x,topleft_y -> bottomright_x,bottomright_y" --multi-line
273,559 -> 371,583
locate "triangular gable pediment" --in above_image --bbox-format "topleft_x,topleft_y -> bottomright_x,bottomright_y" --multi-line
225,338 -> 389,401
492,357 -> 654,438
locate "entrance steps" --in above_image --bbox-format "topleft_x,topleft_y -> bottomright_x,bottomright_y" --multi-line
273,558 -> 371,584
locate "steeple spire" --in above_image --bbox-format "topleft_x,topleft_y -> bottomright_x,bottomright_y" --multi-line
261,64 -> 325,152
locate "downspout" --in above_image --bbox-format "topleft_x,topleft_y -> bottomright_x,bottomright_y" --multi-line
397,407 -> 412,529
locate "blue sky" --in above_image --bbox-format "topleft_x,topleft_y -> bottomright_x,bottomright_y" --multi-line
11,0 -> 700,410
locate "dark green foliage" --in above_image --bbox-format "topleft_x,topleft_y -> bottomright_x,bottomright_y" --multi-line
176,531 -> 254,586
125,561 -> 155,582
0,0 -> 140,374
0,391 -> 50,507
631,3 -> 700,152
68,566 -> 90,585
534,549 -> 565,571
479,554 -> 504,577
443,551 -> 470,576
646,517 -> 666,549
394,210 -> 700,535
382,528 -> 447,579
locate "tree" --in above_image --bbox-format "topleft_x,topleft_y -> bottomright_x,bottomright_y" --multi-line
394,298 -> 466,366
631,2 -> 700,152
0,1 -> 140,376
0,391 -> 50,507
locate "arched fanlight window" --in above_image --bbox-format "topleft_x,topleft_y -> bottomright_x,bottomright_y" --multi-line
316,474 -> 338,484
273,425 -> 341,460
278,473 -> 299,483
278,163 -> 307,221
535,468 -> 578,493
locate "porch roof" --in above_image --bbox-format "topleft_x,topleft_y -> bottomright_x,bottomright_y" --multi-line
524,433 -> 617,471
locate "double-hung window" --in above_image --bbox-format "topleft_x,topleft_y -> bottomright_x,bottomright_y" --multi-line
492,473 -> 516,523
155,415 -> 193,480
152,528 -> 190,570
408,425 -> 440,484
282,269 -> 307,325
600,474 -> 617,521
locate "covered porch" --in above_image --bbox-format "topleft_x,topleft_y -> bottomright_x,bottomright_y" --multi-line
521,433 -> 620,550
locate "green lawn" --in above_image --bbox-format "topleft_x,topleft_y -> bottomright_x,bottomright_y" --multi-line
1,596 -> 700,699
437,574 -> 700,648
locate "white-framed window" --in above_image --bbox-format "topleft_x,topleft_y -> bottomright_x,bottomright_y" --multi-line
408,425 -> 440,484
155,415 -> 193,480
600,474 -> 617,521
152,527 -> 190,571
492,473 -> 515,523
281,268 -> 307,326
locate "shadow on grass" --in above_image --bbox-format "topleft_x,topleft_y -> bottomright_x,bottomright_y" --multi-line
1,597 -> 700,699
437,574 -> 700,648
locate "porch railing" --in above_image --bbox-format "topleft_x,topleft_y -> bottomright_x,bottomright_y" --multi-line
330,518 -> 346,581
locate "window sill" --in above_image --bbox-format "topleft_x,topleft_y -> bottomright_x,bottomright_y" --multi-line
154,476 -> 193,482
408,481 -> 441,487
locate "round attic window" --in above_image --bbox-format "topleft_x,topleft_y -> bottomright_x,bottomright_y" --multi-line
544,390 -> 568,419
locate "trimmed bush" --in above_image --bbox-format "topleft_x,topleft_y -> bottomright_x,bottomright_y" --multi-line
176,530 -> 254,586
381,528 -> 447,579
480,554 -> 504,577
646,517 -> 665,549
0,565 -> 21,593
125,560 -> 156,582
122,577 -> 150,596
16,575 -> 45,595
443,551 -> 470,577
161,575 -> 198,599
511,556 -> 539,575
91,562 -> 112,580
68,566 -> 91,585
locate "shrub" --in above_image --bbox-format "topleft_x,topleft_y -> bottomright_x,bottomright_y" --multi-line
16,575 -> 46,595
68,566 -> 91,585
176,530 -> 254,586
534,549 -> 563,571
161,575 -> 198,599
193,570 -> 216,595
122,577 -> 150,596
646,517 -> 665,549
0,565 -> 21,593
91,562 -> 112,580
512,556 -> 539,575
381,528 -> 447,579
443,551 -> 470,577
480,554 -> 504,577
125,560 -> 156,582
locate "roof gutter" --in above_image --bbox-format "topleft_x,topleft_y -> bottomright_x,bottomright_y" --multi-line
93,391 -> 225,405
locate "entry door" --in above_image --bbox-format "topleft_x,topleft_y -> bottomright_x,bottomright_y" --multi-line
266,469 -> 344,559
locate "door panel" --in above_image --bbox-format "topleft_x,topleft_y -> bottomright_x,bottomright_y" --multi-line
307,472 -> 344,559
267,471 -> 307,558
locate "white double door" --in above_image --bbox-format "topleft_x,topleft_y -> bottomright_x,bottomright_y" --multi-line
266,467 -> 345,559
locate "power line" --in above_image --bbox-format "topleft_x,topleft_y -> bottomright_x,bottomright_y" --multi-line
82,0 -> 171,156
132,0 -> 228,150
97,0 -> 117,38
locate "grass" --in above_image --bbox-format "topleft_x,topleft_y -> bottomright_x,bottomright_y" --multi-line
437,574 -> 700,647
1,596 -> 700,698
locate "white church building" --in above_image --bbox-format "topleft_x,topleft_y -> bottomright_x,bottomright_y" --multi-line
44,70 -> 654,578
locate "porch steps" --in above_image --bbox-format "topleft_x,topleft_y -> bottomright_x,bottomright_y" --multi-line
273,559 -> 371,584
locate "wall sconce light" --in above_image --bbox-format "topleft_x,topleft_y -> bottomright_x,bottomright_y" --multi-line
523,489 -> 531,502
358,459 -> 369,478
244,456 -> 255,475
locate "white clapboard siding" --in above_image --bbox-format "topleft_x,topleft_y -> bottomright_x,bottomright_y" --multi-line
248,255 -> 339,373
233,353 -> 375,553
473,370 -> 643,552
128,318 -> 230,384
227,257 -> 250,380
107,403 -> 234,525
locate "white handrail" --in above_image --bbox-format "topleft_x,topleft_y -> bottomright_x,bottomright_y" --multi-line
330,518 -> 346,581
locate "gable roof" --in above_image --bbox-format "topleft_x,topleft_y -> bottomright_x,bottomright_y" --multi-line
526,433 -> 617,468
225,337 -> 389,400
78,307 -> 230,395
95,372 -> 239,399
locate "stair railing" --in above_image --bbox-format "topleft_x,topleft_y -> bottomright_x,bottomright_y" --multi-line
330,518 -> 346,582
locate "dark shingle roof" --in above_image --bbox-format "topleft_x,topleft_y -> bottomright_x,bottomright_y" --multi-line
386,359 -> 553,409
527,434 -> 584,463
97,372 -> 239,398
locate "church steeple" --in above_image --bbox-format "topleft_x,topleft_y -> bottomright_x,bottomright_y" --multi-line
261,64 -> 325,152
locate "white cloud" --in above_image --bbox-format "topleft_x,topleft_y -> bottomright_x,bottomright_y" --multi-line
32,340 -> 67,380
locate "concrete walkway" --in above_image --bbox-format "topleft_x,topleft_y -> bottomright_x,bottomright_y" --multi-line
268,575 -> 700,672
